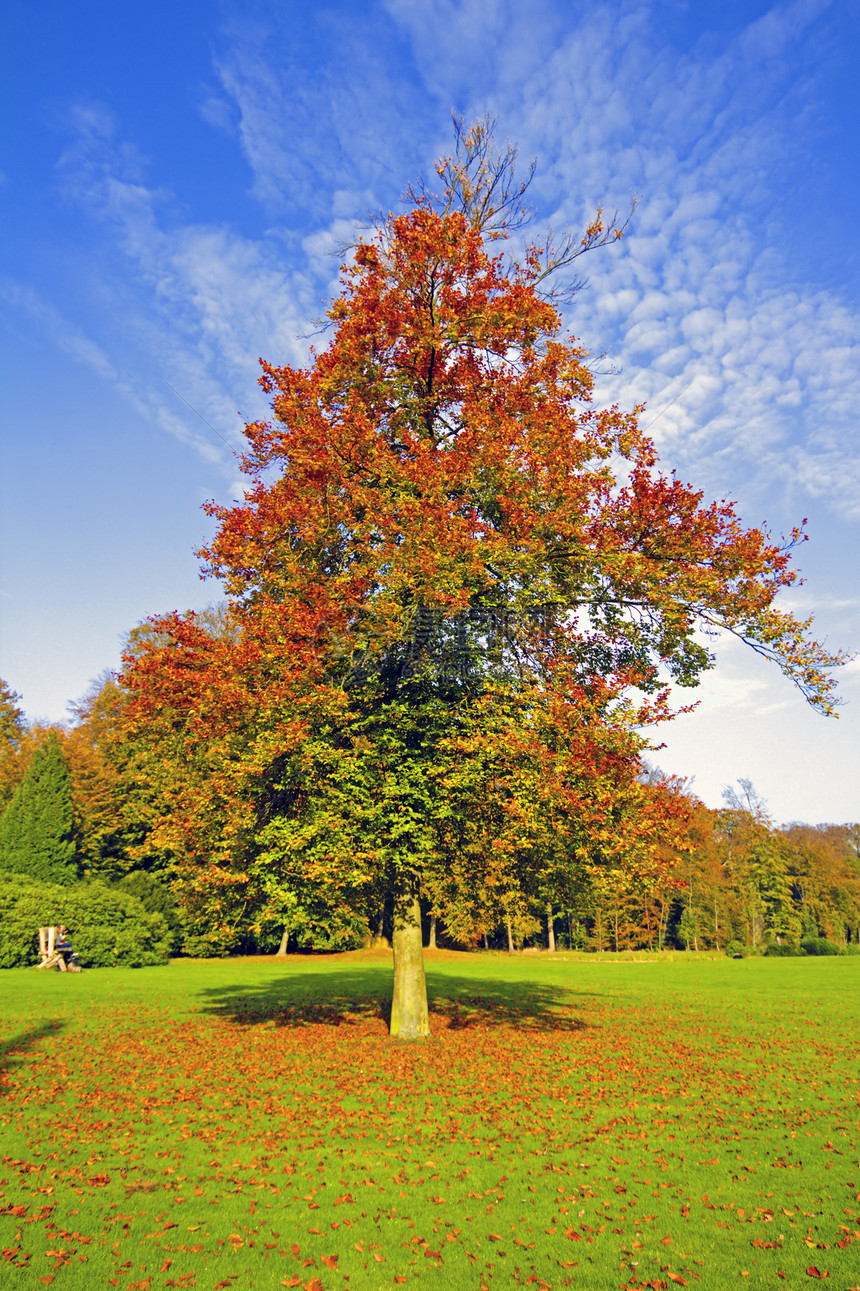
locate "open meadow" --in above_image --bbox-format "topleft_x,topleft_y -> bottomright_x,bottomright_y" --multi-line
1,952 -> 858,1290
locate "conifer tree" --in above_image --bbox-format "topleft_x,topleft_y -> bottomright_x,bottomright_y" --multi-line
0,731 -> 78,884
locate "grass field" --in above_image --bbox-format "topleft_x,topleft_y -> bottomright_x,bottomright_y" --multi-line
1,950 -> 858,1290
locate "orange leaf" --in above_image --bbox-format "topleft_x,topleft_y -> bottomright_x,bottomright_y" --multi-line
806,1270 -> 829,1280
320,1255 -> 338,1269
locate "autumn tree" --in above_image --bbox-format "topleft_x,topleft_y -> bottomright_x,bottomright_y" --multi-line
779,821 -> 860,942
0,679 -> 28,813
119,120 -> 844,1037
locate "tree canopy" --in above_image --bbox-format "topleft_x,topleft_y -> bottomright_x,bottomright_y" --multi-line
117,122 -> 845,1036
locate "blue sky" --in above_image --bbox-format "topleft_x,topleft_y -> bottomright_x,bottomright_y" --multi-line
1,0 -> 858,824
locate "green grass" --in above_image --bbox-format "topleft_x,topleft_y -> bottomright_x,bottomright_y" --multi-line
1,951 -> 858,1290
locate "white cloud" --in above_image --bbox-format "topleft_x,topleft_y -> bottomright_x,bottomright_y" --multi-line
2,280 -> 119,384
43,102 -> 344,467
211,7 -> 437,222
372,2 -> 860,519
33,4 -> 860,528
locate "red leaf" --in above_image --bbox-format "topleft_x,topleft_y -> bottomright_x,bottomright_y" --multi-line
563,1228 -> 581,1241
806,1269 -> 830,1280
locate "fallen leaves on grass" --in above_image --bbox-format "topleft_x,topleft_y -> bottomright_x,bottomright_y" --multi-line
1,969 -> 858,1291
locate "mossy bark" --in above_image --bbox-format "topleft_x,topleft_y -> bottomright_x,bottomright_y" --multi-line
546,904 -> 555,952
428,912 -> 437,950
390,877 -> 430,1039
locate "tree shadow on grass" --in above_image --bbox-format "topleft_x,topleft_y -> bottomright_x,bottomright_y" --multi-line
0,1019 -> 67,1094
198,966 -> 594,1035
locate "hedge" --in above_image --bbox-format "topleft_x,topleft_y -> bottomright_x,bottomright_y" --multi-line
0,874 -> 171,969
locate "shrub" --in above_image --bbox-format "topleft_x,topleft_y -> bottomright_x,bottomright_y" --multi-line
800,937 -> 843,956
764,942 -> 804,957
0,874 -> 171,969
180,929 -> 240,958
725,940 -> 745,958
114,870 -> 182,953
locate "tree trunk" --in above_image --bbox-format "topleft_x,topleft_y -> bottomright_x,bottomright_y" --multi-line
275,926 -> 290,957
506,917 -> 514,953
546,904 -> 555,952
370,906 -> 388,948
658,900 -> 668,951
428,912 -> 437,950
390,878 -> 430,1040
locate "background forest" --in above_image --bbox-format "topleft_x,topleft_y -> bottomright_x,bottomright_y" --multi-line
2,662 -> 857,967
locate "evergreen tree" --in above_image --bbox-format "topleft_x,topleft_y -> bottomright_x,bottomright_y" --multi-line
0,731 -> 78,884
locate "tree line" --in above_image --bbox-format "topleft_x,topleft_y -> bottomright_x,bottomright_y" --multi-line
2,672 -> 856,961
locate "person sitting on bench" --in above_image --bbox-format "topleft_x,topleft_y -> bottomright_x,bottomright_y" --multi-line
37,925 -> 81,971
55,925 -> 80,972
